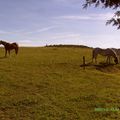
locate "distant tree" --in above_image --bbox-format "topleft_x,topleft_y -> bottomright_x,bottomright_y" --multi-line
83,0 -> 120,29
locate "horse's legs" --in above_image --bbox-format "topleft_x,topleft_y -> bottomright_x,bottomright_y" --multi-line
110,56 -> 112,64
106,56 -> 109,64
109,56 -> 113,64
109,56 -> 110,64
107,56 -> 111,64
92,57 -> 94,63
8,50 -> 10,56
5,50 -> 7,57
92,57 -> 97,64
95,57 -> 97,64
15,47 -> 18,55
92,54 -> 97,64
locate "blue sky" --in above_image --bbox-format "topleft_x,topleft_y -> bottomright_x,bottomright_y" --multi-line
0,0 -> 119,48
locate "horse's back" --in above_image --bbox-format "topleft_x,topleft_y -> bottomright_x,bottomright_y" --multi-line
92,48 -> 102,59
113,48 -> 120,56
106,48 -> 117,57
93,48 -> 117,57
93,48 -> 102,53
93,47 -> 105,55
12,42 -> 18,47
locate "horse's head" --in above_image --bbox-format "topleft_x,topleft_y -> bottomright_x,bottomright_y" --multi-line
0,40 -> 7,46
0,40 -> 3,44
114,57 -> 119,64
0,40 -> 2,44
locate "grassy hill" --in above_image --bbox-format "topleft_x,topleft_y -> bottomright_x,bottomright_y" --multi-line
0,47 -> 120,120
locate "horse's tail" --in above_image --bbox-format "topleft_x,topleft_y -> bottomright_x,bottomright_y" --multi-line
13,43 -> 19,55
15,47 -> 18,55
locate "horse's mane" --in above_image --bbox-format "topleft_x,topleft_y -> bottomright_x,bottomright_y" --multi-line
0,40 -> 7,44
12,42 -> 18,45
0,40 -> 18,46
109,48 -> 118,58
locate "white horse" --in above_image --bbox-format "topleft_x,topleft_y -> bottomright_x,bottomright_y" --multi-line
92,48 -> 118,64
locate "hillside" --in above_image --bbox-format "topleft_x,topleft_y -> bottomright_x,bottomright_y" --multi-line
45,44 -> 92,48
0,47 -> 120,120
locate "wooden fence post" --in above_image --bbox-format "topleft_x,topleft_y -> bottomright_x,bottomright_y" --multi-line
83,56 -> 85,70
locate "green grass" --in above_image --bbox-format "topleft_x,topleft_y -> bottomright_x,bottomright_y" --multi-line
0,47 -> 120,120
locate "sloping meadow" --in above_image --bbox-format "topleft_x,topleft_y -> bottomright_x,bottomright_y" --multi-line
0,47 -> 120,119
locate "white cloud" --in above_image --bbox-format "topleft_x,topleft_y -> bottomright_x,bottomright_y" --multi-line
54,13 -> 114,21
0,26 -> 56,36
0,30 -> 25,35
24,26 -> 56,34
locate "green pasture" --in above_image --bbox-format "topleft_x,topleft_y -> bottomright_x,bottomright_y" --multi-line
0,47 -> 120,120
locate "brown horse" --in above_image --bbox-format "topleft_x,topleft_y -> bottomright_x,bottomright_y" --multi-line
0,40 -> 19,57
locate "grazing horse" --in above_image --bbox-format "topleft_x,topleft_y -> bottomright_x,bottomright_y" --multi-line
0,40 -> 19,57
92,48 -> 118,64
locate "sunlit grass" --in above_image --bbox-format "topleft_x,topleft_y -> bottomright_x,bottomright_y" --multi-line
0,47 -> 120,119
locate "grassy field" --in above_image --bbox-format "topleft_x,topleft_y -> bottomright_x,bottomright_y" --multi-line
0,47 -> 120,120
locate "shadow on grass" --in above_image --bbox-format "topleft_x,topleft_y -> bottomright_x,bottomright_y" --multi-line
80,62 -> 120,73
80,61 -> 115,67
94,62 -> 115,67
95,62 -> 119,73
0,56 -> 7,59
